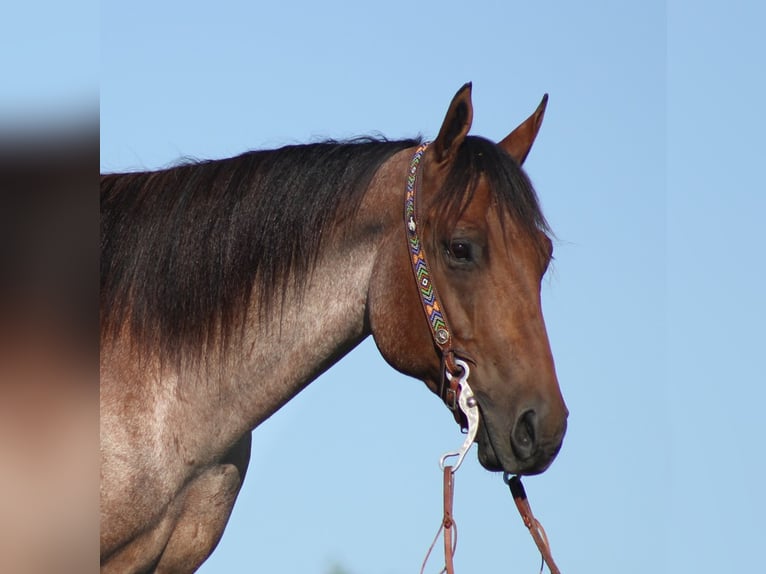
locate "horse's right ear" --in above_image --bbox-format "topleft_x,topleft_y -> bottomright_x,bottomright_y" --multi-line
432,83 -> 473,164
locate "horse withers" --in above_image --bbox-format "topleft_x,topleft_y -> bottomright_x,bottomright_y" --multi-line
100,84 -> 567,572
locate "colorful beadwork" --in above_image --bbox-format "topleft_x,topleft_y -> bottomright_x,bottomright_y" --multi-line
404,143 -> 451,349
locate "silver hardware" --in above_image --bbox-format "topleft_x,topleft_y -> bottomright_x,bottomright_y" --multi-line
439,359 -> 480,473
435,328 -> 450,345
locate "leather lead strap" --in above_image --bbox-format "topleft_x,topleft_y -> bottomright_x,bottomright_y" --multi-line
423,471 -> 562,573
442,466 -> 456,574
507,476 -> 561,574
419,466 -> 458,574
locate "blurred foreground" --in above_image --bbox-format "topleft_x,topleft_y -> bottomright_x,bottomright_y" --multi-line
0,120 -> 98,572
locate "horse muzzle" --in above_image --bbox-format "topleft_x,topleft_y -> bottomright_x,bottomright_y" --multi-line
475,398 -> 568,475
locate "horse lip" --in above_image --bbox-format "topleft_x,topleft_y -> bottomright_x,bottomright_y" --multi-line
472,392 -> 512,472
476,416 -> 505,472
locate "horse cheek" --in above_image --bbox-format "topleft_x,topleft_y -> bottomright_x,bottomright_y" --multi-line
367,238 -> 437,385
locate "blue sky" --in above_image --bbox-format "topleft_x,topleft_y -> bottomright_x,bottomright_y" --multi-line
100,1 -> 765,573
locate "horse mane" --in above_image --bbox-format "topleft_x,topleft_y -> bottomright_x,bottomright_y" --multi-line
101,137 -> 419,363
100,135 -> 549,365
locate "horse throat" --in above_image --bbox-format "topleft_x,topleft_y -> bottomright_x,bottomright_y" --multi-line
232,243 -> 377,429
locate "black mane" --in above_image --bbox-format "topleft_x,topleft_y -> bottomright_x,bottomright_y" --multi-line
100,135 -> 550,363
101,138 -> 418,361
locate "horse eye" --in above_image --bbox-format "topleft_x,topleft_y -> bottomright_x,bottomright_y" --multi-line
448,240 -> 473,262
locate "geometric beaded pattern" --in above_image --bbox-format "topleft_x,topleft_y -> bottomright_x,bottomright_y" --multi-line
404,143 -> 451,348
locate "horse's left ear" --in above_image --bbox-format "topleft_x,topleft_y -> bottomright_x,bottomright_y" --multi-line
499,93 -> 548,165
432,82 -> 474,164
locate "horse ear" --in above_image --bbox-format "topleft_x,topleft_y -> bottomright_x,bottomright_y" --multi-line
432,82 -> 474,164
499,93 -> 548,165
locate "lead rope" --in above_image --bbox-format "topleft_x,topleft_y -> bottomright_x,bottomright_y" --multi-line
505,474 -> 561,574
419,466 -> 457,574
421,470 -> 562,574
420,361 -> 476,574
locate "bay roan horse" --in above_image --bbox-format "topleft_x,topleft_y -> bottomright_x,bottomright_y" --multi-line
100,83 -> 568,572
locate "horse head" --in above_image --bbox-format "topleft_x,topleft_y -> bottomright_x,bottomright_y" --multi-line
369,84 -> 568,475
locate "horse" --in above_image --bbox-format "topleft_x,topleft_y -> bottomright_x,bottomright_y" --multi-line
100,83 -> 568,572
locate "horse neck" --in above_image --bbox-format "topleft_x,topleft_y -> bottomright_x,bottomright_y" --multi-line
192,148 -> 412,442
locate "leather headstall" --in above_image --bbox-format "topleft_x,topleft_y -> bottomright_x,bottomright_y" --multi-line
404,143 -> 466,422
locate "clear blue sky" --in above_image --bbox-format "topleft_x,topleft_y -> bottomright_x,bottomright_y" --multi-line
99,2 -> 765,573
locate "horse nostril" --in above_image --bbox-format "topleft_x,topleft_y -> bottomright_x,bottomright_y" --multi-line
511,409 -> 538,461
